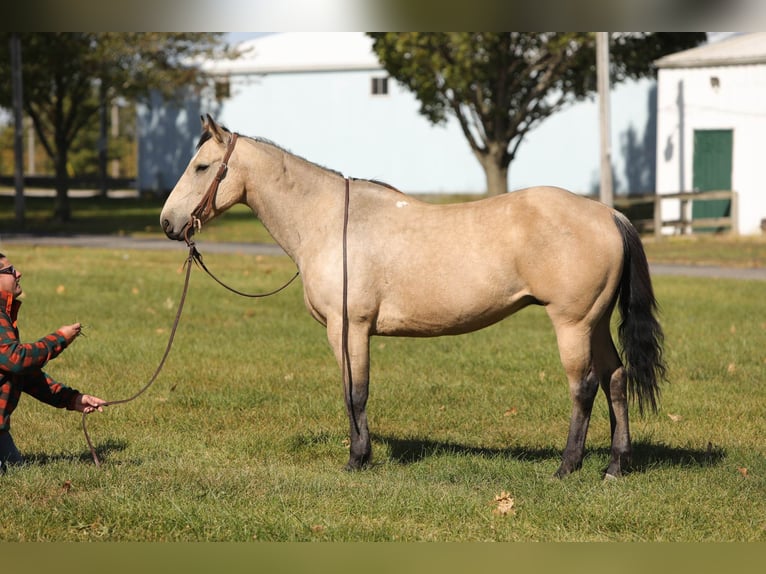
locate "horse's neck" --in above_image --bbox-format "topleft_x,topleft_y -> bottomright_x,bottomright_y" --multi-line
243,142 -> 344,262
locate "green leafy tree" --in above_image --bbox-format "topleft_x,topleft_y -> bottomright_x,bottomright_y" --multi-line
368,32 -> 706,195
0,33 -> 234,221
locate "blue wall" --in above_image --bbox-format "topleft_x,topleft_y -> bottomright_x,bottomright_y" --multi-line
137,70 -> 656,197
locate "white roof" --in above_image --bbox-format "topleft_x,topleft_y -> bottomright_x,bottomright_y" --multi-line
203,32 -> 382,76
655,32 -> 766,69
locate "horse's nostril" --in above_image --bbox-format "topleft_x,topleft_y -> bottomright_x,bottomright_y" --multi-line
162,219 -> 171,232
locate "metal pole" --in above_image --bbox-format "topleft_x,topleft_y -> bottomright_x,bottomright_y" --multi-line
10,33 -> 25,225
597,32 -> 613,207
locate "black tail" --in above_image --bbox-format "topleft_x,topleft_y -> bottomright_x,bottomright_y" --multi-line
612,213 -> 667,415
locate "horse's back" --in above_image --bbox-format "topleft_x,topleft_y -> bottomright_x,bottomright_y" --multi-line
354,185 -> 624,336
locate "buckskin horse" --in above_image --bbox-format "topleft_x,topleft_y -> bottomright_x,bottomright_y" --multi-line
160,115 -> 665,479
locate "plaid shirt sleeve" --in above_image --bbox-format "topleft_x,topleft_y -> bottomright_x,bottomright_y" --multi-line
0,309 -> 69,375
16,369 -> 79,410
0,305 -> 79,425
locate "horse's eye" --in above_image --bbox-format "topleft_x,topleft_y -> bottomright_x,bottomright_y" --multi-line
195,164 -> 210,173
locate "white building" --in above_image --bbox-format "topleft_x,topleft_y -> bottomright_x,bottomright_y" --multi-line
655,32 -> 766,235
137,33 -> 658,199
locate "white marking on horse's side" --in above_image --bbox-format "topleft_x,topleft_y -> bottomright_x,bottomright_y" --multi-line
396,200 -> 409,208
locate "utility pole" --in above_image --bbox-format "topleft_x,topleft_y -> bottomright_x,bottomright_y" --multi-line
10,33 -> 25,225
597,32 -> 613,207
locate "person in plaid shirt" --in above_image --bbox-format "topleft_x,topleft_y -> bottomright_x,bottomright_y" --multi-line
0,252 -> 105,469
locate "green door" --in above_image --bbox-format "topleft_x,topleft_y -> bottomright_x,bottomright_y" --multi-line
692,129 -> 733,231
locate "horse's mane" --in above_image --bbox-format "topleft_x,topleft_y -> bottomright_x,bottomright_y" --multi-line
196,128 -> 218,150
197,126 -> 400,192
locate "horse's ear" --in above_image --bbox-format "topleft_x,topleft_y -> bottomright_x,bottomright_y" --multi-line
202,114 -> 226,143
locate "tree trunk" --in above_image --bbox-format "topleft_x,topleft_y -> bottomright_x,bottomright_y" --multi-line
98,80 -> 108,197
10,34 -> 25,226
476,149 -> 509,196
53,152 -> 71,222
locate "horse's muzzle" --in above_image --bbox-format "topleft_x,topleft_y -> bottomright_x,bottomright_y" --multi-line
162,218 -> 191,242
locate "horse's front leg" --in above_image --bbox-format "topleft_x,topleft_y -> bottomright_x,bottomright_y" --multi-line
327,319 -> 372,470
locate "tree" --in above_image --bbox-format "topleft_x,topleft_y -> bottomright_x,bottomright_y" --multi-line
368,33 -> 706,195
0,33 -> 234,221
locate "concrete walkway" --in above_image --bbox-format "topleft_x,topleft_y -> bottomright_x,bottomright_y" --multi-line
0,233 -> 286,257
1,233 -> 765,281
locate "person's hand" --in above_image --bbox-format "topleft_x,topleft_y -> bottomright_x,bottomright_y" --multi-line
59,322 -> 82,344
73,393 -> 106,414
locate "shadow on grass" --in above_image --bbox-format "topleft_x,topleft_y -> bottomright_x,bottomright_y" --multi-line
20,439 -> 129,467
374,434 -> 726,474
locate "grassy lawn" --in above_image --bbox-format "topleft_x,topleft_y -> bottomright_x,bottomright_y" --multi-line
0,244 -> 764,541
643,234 -> 766,268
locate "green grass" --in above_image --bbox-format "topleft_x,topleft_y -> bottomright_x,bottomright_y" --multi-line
0,245 -> 764,541
643,234 -> 766,268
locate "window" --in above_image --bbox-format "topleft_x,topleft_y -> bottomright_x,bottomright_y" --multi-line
371,76 -> 388,96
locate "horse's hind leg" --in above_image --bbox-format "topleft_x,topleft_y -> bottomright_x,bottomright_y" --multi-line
551,320 -> 599,478
593,316 -> 631,478
327,318 -> 372,470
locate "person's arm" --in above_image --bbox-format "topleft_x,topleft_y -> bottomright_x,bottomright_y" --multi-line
18,369 -> 80,410
0,315 -> 79,375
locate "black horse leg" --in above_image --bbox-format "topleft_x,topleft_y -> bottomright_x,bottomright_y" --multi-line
552,323 -> 598,478
601,365 -> 631,478
328,319 -> 372,470
555,367 -> 600,477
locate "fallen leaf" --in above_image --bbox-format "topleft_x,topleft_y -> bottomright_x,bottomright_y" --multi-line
729,324 -> 737,334
61,480 -> 72,494
727,363 -> 737,374
738,467 -> 749,478
131,287 -> 140,295
310,525 -> 325,534
667,413 -> 683,423
492,491 -> 516,516
504,407 -> 518,417
56,285 -> 66,294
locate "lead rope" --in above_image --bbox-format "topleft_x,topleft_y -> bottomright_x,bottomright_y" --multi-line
82,241 -> 197,467
82,239 -> 300,466
191,249 -> 299,298
341,177 -> 360,436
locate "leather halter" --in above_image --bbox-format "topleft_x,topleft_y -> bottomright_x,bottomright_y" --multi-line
186,132 -> 239,241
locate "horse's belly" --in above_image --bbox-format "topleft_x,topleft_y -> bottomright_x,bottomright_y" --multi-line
373,291 -> 536,337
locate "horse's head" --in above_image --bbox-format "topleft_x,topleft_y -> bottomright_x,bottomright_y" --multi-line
160,114 -> 244,241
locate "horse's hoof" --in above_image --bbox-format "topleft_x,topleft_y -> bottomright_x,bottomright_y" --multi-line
344,459 -> 369,472
553,467 -> 570,479
603,472 -> 620,481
